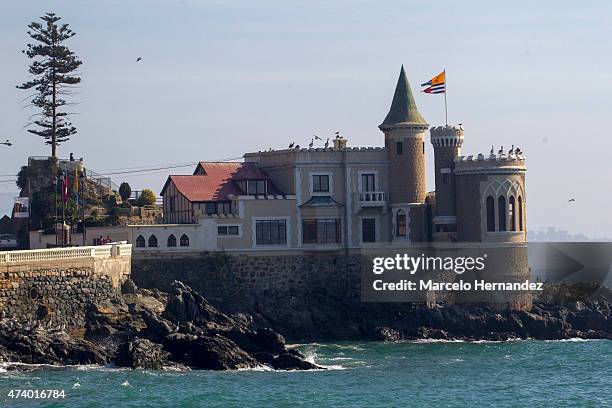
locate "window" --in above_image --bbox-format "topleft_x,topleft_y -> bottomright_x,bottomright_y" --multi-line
498,196 -> 506,232
204,201 -> 232,215
442,173 -> 450,185
205,202 -> 216,215
362,218 -> 376,243
180,234 -> 189,247
255,220 -> 287,245
396,210 -> 406,237
518,196 -> 524,231
247,180 -> 267,195
361,174 -> 375,192
396,141 -> 403,155
312,175 -> 330,192
486,196 -> 495,232
136,235 -> 145,248
422,141 -> 425,154
509,196 -> 516,231
167,234 -> 177,247
302,219 -> 341,244
218,226 -> 239,236
148,235 -> 158,247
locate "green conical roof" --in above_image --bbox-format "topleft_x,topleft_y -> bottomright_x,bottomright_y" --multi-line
380,65 -> 428,128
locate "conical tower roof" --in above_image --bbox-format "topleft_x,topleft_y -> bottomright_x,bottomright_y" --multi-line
380,66 -> 428,128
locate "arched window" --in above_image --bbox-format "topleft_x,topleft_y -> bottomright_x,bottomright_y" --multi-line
518,196 -> 524,231
509,196 -> 516,231
167,234 -> 177,247
148,235 -> 158,247
136,235 -> 145,248
180,234 -> 190,247
486,196 -> 495,232
396,210 -> 406,237
498,196 -> 506,232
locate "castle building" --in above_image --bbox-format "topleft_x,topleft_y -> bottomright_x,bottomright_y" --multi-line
150,66 -> 526,253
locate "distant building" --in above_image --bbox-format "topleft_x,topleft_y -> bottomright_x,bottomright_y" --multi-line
135,66 -> 527,253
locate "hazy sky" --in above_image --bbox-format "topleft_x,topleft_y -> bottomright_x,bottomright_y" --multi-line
0,0 -> 610,236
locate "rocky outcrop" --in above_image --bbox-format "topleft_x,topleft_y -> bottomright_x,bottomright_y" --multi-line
0,281 -> 322,372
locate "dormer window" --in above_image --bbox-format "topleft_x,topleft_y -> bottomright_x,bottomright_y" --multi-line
238,179 -> 267,195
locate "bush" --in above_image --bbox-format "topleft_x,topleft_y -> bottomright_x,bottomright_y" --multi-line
137,189 -> 156,206
119,182 -> 132,202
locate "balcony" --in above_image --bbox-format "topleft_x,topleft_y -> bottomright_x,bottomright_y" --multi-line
358,191 -> 387,207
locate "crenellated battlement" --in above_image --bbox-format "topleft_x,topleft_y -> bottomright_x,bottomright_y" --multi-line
454,151 -> 526,175
430,125 -> 465,147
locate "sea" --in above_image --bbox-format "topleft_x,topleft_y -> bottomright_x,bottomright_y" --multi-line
0,339 -> 610,407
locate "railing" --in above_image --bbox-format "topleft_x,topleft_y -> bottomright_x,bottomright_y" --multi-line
0,243 -> 131,264
358,191 -> 387,206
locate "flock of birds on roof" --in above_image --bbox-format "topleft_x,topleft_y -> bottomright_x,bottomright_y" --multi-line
490,145 -> 523,156
261,131 -> 343,152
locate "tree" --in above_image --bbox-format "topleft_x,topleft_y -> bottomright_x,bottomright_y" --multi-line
137,189 -> 156,206
119,182 -> 132,202
17,12 -> 82,158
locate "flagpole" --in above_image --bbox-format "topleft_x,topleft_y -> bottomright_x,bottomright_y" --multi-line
444,68 -> 448,126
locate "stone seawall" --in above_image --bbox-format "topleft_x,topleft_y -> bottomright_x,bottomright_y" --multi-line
131,246 -> 532,340
0,244 -> 132,328
0,267 -> 118,328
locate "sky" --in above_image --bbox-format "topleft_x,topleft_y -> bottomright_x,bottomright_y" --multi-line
0,0 -> 610,237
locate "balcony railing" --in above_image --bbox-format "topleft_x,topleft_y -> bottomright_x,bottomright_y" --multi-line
358,191 -> 386,207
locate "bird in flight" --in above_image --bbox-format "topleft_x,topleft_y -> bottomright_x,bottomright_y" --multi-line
568,198 -> 576,203
136,57 -> 142,62
313,135 -> 322,140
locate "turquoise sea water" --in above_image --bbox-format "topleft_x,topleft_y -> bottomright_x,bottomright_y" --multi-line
0,340 -> 610,407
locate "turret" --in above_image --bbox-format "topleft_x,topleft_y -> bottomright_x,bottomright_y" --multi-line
379,66 -> 429,205
430,125 -> 464,240
454,150 -> 527,243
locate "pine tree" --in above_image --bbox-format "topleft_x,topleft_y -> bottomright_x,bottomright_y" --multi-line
17,12 -> 82,158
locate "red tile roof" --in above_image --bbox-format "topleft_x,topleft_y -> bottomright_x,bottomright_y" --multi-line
162,162 -> 271,202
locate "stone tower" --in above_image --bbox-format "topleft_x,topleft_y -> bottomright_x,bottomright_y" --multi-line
430,125 -> 464,241
379,66 -> 429,205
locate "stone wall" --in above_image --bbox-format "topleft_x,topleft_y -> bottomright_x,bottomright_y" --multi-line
0,267 -> 118,328
0,244 -> 132,328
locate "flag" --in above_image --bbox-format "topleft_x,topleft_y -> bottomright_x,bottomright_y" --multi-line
62,170 -> 68,203
74,167 -> 79,204
421,70 -> 446,94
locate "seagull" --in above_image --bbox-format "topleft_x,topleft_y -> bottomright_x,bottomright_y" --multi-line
568,198 -> 576,203
288,142 -> 295,148
72,379 -> 81,389
324,138 -> 329,148
136,57 -> 142,62
508,145 -> 514,155
308,139 -> 314,148
295,144 -> 300,149
498,146 -> 504,155
490,145 -> 494,155
121,380 -> 131,387
313,135 -> 322,140
515,147 -> 522,155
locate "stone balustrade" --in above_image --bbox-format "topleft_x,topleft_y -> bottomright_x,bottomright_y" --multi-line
0,242 -> 131,265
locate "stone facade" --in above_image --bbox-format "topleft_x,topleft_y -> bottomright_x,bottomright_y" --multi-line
0,244 -> 131,328
0,267 -> 118,328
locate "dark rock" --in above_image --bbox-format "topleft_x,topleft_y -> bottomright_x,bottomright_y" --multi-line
164,333 -> 258,370
121,278 -> 138,294
372,327 -> 401,342
271,353 -> 321,370
115,338 -> 169,370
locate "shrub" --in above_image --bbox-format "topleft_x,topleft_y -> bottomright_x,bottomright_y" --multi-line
119,182 -> 132,202
137,189 -> 156,206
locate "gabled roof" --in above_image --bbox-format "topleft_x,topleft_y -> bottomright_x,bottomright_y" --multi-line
162,161 -> 277,202
380,65 -> 428,128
